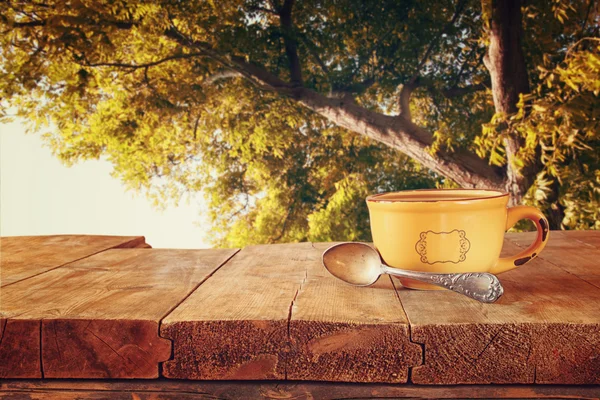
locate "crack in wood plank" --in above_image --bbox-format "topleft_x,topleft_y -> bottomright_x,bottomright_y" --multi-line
285,264 -> 308,380
161,244 -> 304,380
286,244 -> 420,382
0,319 -> 7,350
389,276 -> 425,384
85,326 -> 129,363
473,328 -> 501,363
158,249 -> 241,324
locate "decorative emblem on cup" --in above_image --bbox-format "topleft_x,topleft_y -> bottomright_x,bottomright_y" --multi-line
415,230 -> 471,264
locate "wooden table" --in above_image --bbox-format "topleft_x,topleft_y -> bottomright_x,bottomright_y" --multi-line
1,232 -> 599,399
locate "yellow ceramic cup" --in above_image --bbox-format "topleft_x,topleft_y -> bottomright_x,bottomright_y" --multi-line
366,189 -> 549,290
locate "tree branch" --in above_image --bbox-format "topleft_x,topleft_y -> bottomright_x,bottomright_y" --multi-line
331,77 -> 375,97
452,46 -> 484,87
163,24 -> 505,190
440,82 -> 489,98
4,15 -> 138,36
398,81 -> 418,120
270,206 -> 293,242
397,1 -> 468,121
164,25 -> 292,91
9,20 -> 46,28
80,52 -> 204,69
580,0 -> 595,35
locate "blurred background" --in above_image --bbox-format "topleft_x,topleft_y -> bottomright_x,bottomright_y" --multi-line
1,0 -> 598,249
1,118 -> 210,247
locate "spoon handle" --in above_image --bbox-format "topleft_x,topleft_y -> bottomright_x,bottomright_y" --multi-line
382,266 -> 504,303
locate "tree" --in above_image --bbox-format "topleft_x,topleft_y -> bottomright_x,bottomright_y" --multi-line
1,0 -> 598,246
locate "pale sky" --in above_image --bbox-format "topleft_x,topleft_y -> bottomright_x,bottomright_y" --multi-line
0,119 -> 211,249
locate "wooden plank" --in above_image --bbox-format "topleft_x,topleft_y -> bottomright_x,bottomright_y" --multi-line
2,380 -> 600,400
507,231 -> 600,288
0,235 -> 148,287
556,230 -> 600,248
161,243 -> 309,380
287,242 -> 421,382
0,319 -> 41,378
398,239 -> 600,384
161,242 -> 421,382
0,248 -> 237,379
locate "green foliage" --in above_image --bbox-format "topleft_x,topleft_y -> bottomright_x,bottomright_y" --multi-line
477,30 -> 600,229
520,39 -> 600,230
0,0 -> 598,245
201,84 -> 438,246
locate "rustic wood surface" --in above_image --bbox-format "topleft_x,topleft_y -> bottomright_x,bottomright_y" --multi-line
0,319 -> 41,378
398,236 -> 600,385
0,235 -> 148,287
1,379 -> 600,399
161,243 -> 318,380
507,230 -> 600,288
1,231 -> 599,386
162,242 -> 420,382
0,247 -> 237,378
286,242 -> 421,382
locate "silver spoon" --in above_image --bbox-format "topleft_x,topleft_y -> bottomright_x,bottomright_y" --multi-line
322,242 -> 504,303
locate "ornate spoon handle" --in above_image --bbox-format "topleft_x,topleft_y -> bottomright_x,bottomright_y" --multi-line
382,266 -> 504,303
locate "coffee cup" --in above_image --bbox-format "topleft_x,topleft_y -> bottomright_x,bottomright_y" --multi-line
366,189 -> 549,290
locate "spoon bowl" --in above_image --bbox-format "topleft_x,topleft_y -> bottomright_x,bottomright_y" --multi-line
322,242 -> 381,286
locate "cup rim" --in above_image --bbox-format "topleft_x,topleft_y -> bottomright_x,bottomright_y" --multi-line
366,188 -> 509,203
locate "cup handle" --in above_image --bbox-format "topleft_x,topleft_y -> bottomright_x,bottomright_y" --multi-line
489,205 -> 550,275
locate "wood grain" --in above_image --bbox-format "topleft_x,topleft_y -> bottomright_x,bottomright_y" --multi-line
161,243 -> 310,380
0,319 -> 41,378
3,232 -> 599,384
287,242 -> 421,382
554,230 -> 600,248
0,248 -> 237,378
507,231 -> 600,288
0,235 -> 148,287
398,239 -> 600,384
162,242 -> 421,382
2,380 -> 600,400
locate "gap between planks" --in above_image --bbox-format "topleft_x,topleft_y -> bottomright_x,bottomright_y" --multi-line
155,248 -> 241,374
389,275 -> 426,383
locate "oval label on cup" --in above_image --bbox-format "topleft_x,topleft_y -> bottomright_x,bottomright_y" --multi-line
415,230 -> 471,264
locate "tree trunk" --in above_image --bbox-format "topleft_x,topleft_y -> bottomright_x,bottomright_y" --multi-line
483,0 -> 564,228
484,0 -> 531,203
